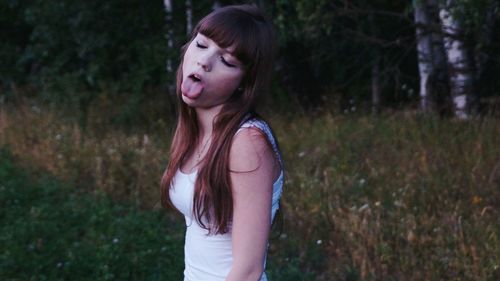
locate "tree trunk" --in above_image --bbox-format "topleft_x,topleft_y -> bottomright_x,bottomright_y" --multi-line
439,0 -> 475,119
368,13 -> 382,114
163,0 -> 176,116
414,0 -> 434,112
428,0 -> 449,115
371,57 -> 381,114
414,0 -> 448,113
164,0 -> 174,74
186,0 -> 193,36
213,1 -> 221,10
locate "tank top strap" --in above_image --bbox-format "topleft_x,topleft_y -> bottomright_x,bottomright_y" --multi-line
237,116 -> 283,167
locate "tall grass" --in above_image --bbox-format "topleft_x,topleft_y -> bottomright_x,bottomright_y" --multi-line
270,114 -> 499,280
1,103 -> 499,280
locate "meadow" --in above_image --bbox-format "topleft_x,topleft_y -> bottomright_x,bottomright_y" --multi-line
1,103 -> 499,280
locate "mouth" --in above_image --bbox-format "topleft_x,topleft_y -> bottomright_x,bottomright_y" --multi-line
181,72 -> 205,99
188,73 -> 202,82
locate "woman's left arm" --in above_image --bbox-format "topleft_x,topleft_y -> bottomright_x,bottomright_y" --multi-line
225,128 -> 277,281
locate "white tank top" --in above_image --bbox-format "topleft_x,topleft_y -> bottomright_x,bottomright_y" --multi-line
169,117 -> 284,281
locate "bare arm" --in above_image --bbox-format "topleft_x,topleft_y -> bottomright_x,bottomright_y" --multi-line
225,128 -> 277,281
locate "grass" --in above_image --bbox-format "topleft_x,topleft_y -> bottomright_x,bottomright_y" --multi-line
0,149 -> 185,280
1,103 -> 499,280
270,113 -> 499,280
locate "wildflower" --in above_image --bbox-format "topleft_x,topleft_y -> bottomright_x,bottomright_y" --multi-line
359,178 -> 366,185
358,203 -> 369,212
31,105 -> 41,114
394,200 -> 404,208
406,230 -> 416,243
316,240 -> 322,245
112,238 -> 119,244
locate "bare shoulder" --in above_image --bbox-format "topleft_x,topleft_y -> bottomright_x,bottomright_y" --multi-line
229,127 -> 275,173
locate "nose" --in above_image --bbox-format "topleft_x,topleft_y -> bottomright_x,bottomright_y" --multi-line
197,61 -> 211,72
197,54 -> 212,72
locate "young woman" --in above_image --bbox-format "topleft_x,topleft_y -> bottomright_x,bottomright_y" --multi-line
160,4 -> 284,281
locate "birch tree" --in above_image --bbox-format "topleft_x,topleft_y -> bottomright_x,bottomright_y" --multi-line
439,0 -> 476,118
414,0 -> 448,113
186,0 -> 193,35
213,0 -> 221,10
164,0 -> 174,74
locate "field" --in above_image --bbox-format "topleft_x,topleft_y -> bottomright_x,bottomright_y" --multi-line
1,103 -> 499,280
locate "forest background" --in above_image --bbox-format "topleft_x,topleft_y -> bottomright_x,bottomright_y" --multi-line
1,0 -> 499,280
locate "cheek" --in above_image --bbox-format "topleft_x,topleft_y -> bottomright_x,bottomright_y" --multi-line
218,73 -> 243,93
182,45 -> 196,66
226,70 -> 244,86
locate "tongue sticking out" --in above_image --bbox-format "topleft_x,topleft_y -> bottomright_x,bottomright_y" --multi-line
181,77 -> 204,99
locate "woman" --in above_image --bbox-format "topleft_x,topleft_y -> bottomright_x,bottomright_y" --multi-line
161,4 -> 284,281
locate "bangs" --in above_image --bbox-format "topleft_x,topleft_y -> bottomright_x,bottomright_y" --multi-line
196,9 -> 261,66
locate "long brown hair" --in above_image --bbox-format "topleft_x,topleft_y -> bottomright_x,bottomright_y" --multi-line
160,4 -> 278,235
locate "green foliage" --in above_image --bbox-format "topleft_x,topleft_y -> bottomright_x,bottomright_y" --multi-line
273,0 -> 417,107
0,149 -> 184,280
1,0 -> 172,108
30,0 -> 166,91
0,0 -> 34,88
2,0 -> 500,115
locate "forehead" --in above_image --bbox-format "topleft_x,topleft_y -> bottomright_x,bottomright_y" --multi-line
196,17 -> 257,65
196,33 -> 236,54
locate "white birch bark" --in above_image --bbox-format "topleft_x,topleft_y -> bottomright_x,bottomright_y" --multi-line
414,0 -> 448,113
414,0 -> 435,112
213,1 -> 221,10
439,0 -> 475,119
186,0 -> 193,36
163,0 -> 174,74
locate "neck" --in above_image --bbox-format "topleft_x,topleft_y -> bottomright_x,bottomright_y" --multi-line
195,104 -> 224,138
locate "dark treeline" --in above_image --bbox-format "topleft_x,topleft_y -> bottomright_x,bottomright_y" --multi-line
1,0 -> 499,124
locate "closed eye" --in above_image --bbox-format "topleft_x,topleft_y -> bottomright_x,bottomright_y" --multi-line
220,56 -> 236,68
196,41 -> 207,49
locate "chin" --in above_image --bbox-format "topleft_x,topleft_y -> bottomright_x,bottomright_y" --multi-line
181,94 -> 197,106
